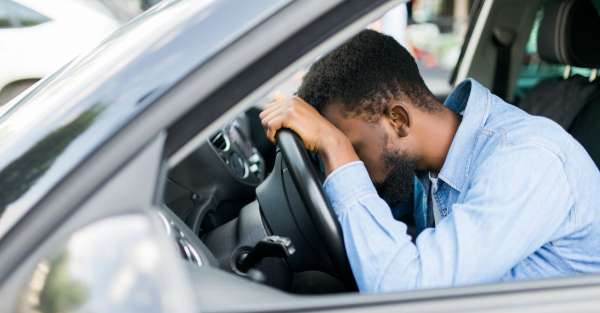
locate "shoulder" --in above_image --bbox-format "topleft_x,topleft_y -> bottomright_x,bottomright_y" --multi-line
478,96 -> 573,165
470,105 -> 570,185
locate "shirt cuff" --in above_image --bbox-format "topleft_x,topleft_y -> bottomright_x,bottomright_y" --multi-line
323,160 -> 378,215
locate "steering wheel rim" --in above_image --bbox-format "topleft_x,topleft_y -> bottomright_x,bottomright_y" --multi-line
276,129 -> 357,290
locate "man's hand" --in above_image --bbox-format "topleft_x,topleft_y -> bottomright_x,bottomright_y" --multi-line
259,96 -> 338,151
259,96 -> 359,174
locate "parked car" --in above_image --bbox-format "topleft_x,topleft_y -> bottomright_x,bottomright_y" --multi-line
0,0 -> 119,105
0,0 -> 599,312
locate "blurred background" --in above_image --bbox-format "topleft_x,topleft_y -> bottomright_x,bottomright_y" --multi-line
0,0 -> 160,104
0,0 -> 472,106
372,0 -> 472,98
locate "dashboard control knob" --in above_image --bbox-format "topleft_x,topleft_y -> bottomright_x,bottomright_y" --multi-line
249,164 -> 259,173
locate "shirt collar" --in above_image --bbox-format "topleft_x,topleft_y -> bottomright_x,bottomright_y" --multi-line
436,79 -> 492,193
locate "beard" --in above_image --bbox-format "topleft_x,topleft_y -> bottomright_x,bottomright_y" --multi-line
373,149 -> 417,209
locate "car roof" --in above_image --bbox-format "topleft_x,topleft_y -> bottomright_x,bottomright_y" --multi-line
0,0 -> 290,234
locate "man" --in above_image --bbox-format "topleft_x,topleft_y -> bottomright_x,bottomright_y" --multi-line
259,30 -> 600,292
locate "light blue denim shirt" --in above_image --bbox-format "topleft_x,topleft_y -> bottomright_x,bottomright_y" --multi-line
323,79 -> 600,293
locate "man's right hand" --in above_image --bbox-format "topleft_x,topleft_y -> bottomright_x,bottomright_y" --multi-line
259,96 -> 359,175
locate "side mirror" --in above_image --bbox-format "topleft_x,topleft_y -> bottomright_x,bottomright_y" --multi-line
15,213 -> 196,313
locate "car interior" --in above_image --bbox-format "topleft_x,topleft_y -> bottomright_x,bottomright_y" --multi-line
516,0 -> 600,167
159,0 -> 600,297
164,101 -> 356,293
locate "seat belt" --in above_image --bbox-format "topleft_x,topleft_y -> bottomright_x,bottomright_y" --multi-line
492,27 -> 516,100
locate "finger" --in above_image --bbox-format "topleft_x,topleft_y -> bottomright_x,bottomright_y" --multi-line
259,103 -> 277,120
260,110 -> 283,140
271,95 -> 300,109
260,105 -> 289,128
261,98 -> 296,123
259,100 -> 286,120
264,115 -> 287,143
264,98 -> 287,111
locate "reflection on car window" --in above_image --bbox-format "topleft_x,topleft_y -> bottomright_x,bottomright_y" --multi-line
7,0 -> 50,28
0,2 -> 12,28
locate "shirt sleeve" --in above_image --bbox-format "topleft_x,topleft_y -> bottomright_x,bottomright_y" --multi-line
323,146 -> 574,292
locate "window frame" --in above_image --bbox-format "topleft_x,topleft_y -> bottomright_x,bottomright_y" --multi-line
163,1 -> 600,311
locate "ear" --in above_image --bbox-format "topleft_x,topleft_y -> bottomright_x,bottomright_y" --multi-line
388,102 -> 410,138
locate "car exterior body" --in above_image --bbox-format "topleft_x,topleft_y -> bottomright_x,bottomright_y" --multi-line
0,0 -> 119,104
0,0 -> 599,312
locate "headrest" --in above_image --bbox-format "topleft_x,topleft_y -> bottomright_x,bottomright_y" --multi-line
537,0 -> 600,68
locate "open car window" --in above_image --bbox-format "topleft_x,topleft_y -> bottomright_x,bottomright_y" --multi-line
61,0 -> 600,311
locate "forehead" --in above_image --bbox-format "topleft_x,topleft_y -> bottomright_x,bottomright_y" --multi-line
321,102 -> 384,144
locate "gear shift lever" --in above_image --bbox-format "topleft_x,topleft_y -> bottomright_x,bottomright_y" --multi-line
235,235 -> 296,274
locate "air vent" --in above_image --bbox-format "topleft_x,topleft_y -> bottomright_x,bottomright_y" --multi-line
177,237 -> 202,265
210,131 -> 230,152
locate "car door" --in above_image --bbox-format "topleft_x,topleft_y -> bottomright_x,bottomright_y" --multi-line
171,0 -> 600,311
3,0 -> 600,312
0,134 -> 201,313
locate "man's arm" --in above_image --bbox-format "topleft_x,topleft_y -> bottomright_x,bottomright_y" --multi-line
325,145 -> 573,292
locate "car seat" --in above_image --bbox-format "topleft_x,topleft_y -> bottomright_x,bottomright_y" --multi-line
519,0 -> 600,167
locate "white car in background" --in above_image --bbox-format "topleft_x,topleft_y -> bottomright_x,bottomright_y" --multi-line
0,0 -> 120,104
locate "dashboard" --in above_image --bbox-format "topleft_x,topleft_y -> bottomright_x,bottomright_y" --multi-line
208,119 -> 265,185
161,109 -> 348,293
157,206 -> 218,267
164,111 -> 271,235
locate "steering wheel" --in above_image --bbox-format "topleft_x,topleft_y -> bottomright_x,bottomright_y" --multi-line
275,129 -> 357,290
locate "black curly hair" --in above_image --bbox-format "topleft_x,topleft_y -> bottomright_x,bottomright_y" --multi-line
297,29 -> 440,121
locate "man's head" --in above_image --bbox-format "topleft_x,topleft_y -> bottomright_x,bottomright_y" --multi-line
298,29 -> 446,207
